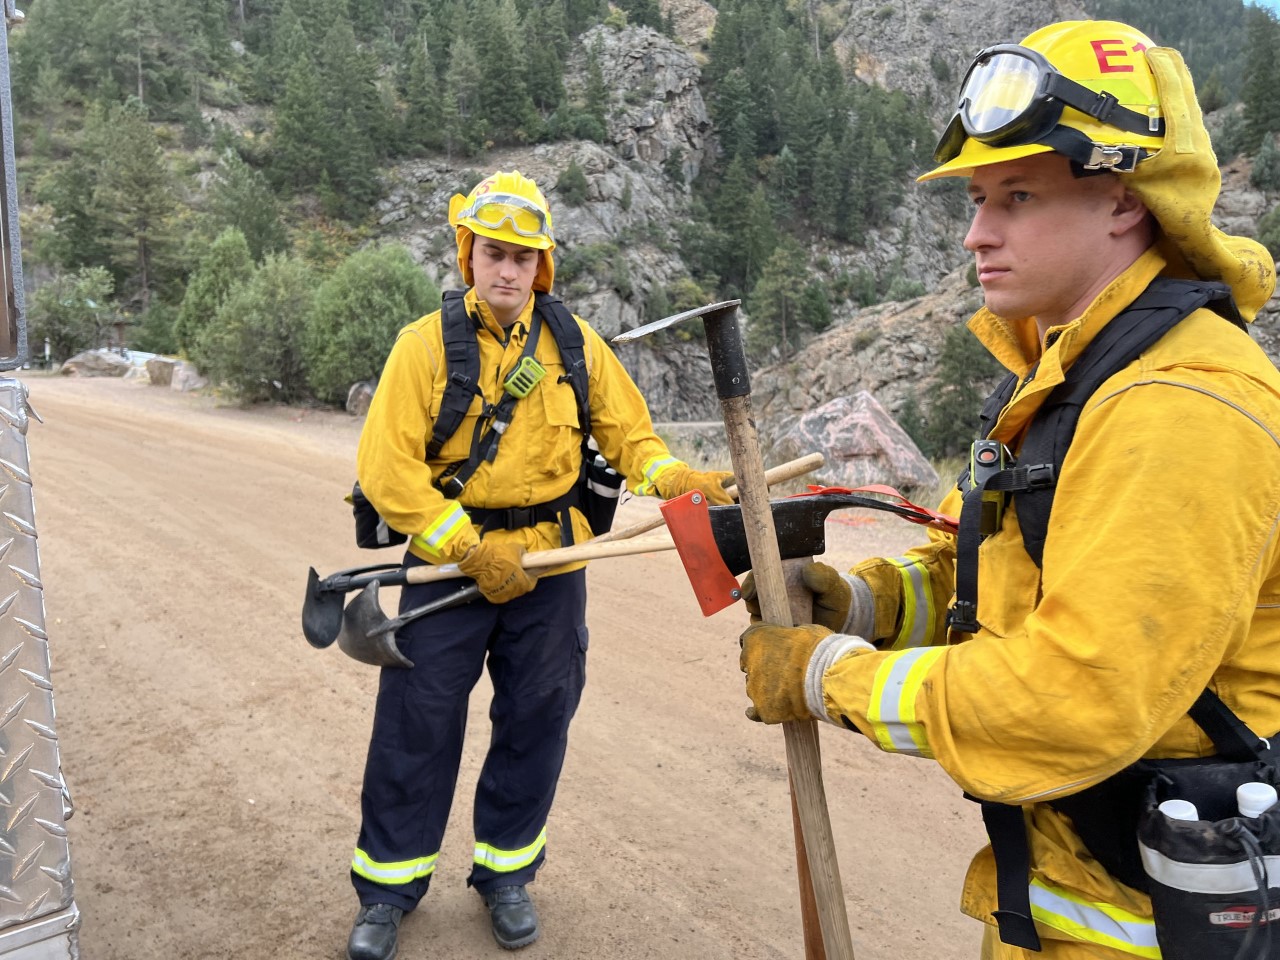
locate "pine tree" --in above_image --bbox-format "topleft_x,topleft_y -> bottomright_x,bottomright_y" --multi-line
583,39 -> 609,141
442,36 -> 486,158
176,227 -> 255,365
403,30 -> 443,151
207,151 -> 288,262
272,53 -> 328,190
1242,7 -> 1280,152
93,101 -> 181,310
747,236 -> 807,357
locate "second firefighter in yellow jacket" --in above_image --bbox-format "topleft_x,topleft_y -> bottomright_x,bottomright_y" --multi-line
345,170 -> 732,960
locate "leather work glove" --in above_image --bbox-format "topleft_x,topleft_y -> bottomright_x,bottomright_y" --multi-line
666,467 -> 735,506
739,562 -> 852,629
739,622 -> 832,724
457,540 -> 537,604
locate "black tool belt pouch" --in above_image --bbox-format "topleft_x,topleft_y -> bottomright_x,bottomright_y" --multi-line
1137,758 -> 1280,960
351,481 -> 409,550
582,454 -> 625,536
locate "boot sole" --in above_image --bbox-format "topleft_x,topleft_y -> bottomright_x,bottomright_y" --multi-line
493,927 -> 540,951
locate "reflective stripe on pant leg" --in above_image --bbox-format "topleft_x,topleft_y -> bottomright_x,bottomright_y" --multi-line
469,569 -> 588,891
352,562 -> 497,909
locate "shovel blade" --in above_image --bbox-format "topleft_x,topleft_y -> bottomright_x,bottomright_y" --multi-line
337,582 -> 416,669
302,567 -> 343,649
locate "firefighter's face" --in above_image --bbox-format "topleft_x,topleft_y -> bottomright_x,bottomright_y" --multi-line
470,236 -> 539,327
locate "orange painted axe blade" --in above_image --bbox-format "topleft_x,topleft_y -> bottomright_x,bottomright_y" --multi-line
660,490 -> 743,617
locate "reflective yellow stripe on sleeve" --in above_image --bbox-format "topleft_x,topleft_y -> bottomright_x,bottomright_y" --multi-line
411,500 -> 469,557
887,556 -> 935,649
866,646 -> 945,757
635,454 -> 681,497
474,827 -> 548,873
351,847 -> 438,885
1029,878 -> 1160,958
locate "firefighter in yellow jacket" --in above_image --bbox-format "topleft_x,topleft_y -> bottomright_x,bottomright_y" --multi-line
346,170 -> 732,960
739,21 -> 1280,960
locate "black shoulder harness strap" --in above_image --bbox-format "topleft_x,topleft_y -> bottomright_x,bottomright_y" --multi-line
950,277 -> 1244,634
424,291 -> 593,545
953,278 -> 1249,951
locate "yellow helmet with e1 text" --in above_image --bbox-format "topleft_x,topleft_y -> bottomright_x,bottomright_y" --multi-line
921,20 -> 1164,182
922,19 -> 1275,321
449,170 -> 556,292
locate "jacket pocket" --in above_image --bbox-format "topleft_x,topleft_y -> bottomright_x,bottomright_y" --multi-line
427,391 -> 482,465
533,362 -> 582,478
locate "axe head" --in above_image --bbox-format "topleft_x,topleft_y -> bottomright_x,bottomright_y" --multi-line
660,491 -> 831,616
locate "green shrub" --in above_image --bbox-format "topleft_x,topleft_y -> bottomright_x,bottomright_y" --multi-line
303,244 -> 439,404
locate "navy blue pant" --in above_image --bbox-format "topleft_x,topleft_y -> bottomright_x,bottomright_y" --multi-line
350,559 -> 588,911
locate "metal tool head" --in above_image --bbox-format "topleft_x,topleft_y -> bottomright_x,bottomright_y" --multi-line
336,581 -> 416,669
302,567 -> 343,649
301,561 -> 404,649
610,299 -> 741,343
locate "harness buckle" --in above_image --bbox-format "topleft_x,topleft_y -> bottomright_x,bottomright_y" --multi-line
439,476 -> 465,499
1024,463 -> 1056,488
948,601 -> 979,635
1083,143 -> 1141,173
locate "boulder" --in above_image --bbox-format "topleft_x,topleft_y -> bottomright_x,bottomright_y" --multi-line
59,349 -> 130,377
145,356 -> 177,387
765,390 -> 938,494
347,380 -> 376,417
170,361 -> 208,392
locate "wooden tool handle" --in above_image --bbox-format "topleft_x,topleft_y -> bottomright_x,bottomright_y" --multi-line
589,450 -> 826,545
722,395 -> 856,960
402,534 -> 676,585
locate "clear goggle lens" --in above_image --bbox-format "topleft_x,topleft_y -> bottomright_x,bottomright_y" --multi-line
457,193 -> 552,240
960,52 -> 1043,138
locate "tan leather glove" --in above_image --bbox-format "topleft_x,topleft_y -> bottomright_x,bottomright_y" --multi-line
739,622 -> 832,724
663,467 -> 735,506
739,562 -> 852,629
457,540 -> 536,604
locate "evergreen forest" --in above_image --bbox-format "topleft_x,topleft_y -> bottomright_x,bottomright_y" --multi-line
8,0 -> 1280,412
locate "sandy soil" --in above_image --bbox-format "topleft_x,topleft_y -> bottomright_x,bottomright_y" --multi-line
22,372 -> 987,960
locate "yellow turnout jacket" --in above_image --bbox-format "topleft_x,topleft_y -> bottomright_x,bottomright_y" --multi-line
825,249 -> 1280,956
357,290 -> 687,568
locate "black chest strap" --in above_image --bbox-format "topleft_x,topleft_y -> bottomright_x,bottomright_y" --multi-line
950,278 -> 1242,634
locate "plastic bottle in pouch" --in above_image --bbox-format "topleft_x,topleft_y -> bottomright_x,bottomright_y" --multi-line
1158,798 -> 1199,821
1236,781 -> 1278,818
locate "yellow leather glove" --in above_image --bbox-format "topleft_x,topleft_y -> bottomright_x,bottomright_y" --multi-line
457,540 -> 536,604
739,562 -> 852,629
739,622 -> 832,724
662,467 -> 735,506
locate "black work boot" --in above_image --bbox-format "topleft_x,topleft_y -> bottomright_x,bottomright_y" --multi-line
482,884 -> 540,950
347,902 -> 404,960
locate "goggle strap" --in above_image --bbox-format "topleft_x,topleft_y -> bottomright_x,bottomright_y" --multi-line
1041,72 -> 1165,138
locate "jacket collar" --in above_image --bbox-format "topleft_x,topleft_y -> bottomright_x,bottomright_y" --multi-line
968,247 -> 1167,442
464,288 -> 536,343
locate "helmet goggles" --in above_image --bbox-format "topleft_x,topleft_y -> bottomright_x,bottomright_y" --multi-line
454,192 -> 554,243
933,44 -> 1165,173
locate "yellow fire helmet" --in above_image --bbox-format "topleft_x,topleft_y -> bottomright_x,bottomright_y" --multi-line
449,170 -> 556,293
921,19 -> 1274,320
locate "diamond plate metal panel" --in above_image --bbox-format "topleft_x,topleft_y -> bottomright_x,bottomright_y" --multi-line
0,381 -> 74,939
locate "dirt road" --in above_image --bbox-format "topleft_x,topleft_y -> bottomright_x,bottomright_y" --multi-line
24,373 -> 986,960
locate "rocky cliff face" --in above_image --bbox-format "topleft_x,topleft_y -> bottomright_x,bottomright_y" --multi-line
372,1 -> 1280,439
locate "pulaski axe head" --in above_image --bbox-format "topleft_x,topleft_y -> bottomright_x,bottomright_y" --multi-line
662,490 -> 951,616
612,300 -> 750,401
661,491 -> 831,616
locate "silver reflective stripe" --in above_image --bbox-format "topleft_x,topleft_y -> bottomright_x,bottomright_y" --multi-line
351,848 -> 439,884
867,647 -> 944,757
1028,880 -> 1160,957
1140,841 -> 1280,894
887,557 -> 931,649
586,477 -> 623,499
